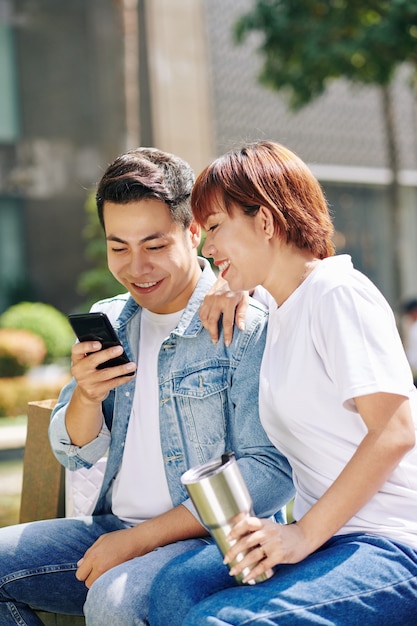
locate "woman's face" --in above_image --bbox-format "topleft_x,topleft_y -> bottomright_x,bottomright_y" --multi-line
202,205 -> 271,292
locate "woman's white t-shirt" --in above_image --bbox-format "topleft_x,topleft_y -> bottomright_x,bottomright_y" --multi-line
259,255 -> 417,548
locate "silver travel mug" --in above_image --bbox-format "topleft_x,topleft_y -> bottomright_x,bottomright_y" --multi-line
181,452 -> 274,585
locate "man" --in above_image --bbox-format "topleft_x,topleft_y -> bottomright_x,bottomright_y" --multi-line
0,147 -> 294,626
403,298 -> 417,385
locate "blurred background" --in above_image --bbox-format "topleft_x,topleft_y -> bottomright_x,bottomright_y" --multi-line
1,0 -> 417,525
0,0 -> 417,318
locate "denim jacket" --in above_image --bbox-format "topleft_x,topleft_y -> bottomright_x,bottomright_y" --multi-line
50,259 -> 294,521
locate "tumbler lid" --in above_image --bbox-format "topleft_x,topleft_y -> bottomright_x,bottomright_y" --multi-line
181,451 -> 236,485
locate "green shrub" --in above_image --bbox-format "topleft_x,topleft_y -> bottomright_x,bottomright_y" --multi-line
0,302 -> 74,363
0,328 -> 47,377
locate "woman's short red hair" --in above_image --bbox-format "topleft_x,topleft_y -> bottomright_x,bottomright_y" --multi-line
191,141 -> 335,259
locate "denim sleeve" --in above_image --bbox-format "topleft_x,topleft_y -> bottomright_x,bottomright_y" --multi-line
49,376 -> 111,471
227,305 -> 294,518
181,308 -> 294,525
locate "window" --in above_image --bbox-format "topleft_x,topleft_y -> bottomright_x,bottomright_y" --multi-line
324,183 -> 394,302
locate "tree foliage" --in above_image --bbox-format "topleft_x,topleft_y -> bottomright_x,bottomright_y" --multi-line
234,0 -> 417,110
77,191 -> 122,310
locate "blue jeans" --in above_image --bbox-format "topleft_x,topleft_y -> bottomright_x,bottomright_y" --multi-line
0,514 -> 208,626
149,533 -> 417,625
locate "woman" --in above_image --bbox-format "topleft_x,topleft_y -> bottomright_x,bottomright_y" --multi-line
149,141 -> 417,625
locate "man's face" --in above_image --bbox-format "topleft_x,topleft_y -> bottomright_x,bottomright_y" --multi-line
103,199 -> 201,314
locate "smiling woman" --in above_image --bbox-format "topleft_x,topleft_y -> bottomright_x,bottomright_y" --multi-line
148,140 -> 417,626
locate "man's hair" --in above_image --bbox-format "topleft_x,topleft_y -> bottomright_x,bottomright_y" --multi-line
191,140 -> 335,259
403,298 -> 417,315
96,147 -> 195,229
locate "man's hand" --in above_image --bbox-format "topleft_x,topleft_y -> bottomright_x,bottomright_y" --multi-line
76,528 -> 140,588
65,341 -> 136,446
76,505 -> 207,588
199,276 -> 249,346
71,341 -> 136,405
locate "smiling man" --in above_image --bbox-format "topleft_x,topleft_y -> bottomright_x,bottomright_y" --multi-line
0,147 -> 294,626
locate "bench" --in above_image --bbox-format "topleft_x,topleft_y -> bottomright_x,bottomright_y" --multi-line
20,399 -> 86,626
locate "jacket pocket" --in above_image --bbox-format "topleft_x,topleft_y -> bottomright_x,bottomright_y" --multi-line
173,366 -> 228,445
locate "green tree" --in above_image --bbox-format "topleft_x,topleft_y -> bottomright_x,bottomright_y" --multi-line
77,191 -> 121,310
235,0 -> 417,308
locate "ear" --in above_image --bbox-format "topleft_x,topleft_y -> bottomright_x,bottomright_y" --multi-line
258,206 -> 274,239
189,218 -> 202,249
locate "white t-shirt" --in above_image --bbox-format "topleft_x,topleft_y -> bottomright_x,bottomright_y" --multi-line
112,308 -> 183,525
259,255 -> 417,548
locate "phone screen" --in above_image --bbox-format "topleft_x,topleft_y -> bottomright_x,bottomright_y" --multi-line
68,312 -> 134,374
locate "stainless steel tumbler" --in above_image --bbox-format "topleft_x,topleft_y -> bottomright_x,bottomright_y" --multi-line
181,452 -> 274,585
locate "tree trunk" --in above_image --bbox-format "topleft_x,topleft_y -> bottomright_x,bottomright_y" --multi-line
120,0 -> 140,151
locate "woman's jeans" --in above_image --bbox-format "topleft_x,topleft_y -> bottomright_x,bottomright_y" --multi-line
149,533 -> 417,625
0,514 -> 208,626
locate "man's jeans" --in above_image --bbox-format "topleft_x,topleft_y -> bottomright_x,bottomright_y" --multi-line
0,514 -> 208,626
149,533 -> 417,625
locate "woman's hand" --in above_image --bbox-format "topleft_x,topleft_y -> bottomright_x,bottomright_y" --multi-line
224,517 -> 312,584
199,276 -> 249,346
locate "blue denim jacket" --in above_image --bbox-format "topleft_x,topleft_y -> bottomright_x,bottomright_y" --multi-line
50,259 -> 294,521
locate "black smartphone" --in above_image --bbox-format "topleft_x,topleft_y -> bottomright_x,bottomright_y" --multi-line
68,312 -> 135,375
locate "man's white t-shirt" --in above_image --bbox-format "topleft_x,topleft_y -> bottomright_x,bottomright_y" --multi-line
112,308 -> 183,525
259,255 -> 417,549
